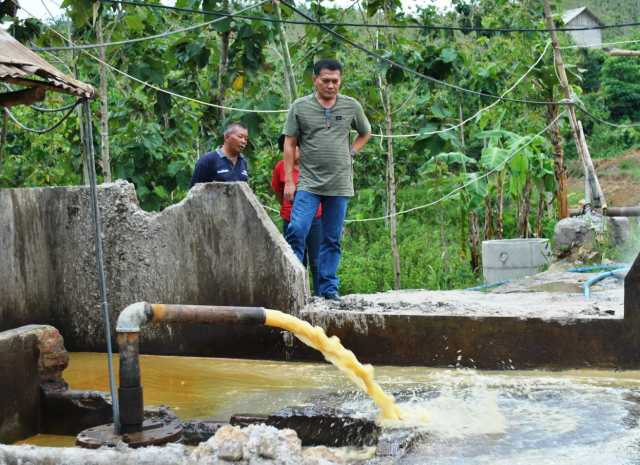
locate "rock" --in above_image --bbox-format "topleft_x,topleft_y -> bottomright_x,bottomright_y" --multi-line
303,446 -> 345,465
554,214 -> 631,258
256,430 -> 278,458
232,406 -> 380,447
213,425 -> 248,461
188,424 -> 306,465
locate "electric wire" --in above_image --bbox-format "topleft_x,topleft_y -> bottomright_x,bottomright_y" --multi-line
30,101 -> 80,112
100,0 -> 640,34
576,105 -> 640,128
3,99 -> 82,133
16,2 -> 289,114
280,0 -> 561,106
560,38 -> 640,49
343,111 -> 565,223
371,40 -> 553,138
25,0 -> 563,112
31,0 -> 269,51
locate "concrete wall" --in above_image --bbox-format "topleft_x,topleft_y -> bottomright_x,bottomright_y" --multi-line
0,181 -> 307,356
0,325 -> 68,443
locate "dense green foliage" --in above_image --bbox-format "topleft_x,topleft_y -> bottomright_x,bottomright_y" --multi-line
1,0 -> 637,294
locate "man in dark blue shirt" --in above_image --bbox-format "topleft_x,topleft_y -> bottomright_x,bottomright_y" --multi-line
190,123 -> 249,187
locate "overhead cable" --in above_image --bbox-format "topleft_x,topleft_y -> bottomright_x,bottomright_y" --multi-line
576,105 -> 640,128
280,0 -> 561,106
17,3 -> 289,114
372,40 -> 552,138
100,0 -> 640,34
560,38 -> 640,49
3,99 -> 82,133
31,0 -> 269,51
344,111 -> 566,223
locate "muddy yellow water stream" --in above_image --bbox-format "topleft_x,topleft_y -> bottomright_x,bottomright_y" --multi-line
264,309 -> 402,420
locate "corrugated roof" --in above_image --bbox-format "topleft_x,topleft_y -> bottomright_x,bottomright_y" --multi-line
562,7 -> 605,27
0,28 -> 95,98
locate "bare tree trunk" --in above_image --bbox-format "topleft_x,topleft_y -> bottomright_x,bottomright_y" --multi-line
375,18 -> 400,289
440,210 -> 449,284
547,103 -> 568,218
496,173 -> 504,239
273,0 -> 297,103
0,110 -> 7,167
458,102 -> 465,147
518,177 -> 532,238
469,210 -> 481,274
97,14 -> 112,181
71,28 -> 89,185
216,0 -> 230,122
484,196 -> 494,240
535,185 -> 545,238
383,86 -> 401,289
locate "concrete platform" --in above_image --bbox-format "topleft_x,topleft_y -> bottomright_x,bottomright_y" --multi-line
293,269 -> 635,369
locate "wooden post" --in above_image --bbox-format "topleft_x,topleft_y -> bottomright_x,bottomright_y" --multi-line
543,0 -> 595,208
577,121 -> 607,210
546,103 -> 569,218
0,87 -> 46,108
607,49 -> 640,57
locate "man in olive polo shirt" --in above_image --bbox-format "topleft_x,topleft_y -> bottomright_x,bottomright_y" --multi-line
283,59 -> 371,301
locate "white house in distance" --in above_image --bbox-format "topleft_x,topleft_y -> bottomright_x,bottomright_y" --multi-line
562,7 -> 604,48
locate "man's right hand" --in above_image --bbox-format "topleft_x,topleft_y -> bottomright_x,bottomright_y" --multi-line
284,181 -> 296,202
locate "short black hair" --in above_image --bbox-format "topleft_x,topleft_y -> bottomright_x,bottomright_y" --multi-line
224,122 -> 247,137
313,59 -> 342,76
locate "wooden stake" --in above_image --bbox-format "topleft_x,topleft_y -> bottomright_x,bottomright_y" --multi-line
607,48 -> 640,57
543,0 -> 597,209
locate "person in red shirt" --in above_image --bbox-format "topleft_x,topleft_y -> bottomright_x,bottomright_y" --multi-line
272,134 -> 322,296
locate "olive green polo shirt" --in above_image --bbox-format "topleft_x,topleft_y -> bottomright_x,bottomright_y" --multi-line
283,93 -> 371,197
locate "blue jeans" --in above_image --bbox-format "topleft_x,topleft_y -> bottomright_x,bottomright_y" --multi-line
285,191 -> 349,297
283,218 -> 322,296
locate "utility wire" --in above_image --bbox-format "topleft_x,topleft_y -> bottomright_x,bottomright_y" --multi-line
17,3 -> 289,114
26,0 -> 562,110
32,0 -> 269,51
31,101 -> 80,112
3,99 -> 82,133
372,40 -> 553,138
560,38 -> 640,49
576,105 -> 640,128
280,0 -> 561,106
100,0 -> 640,34
344,111 -> 565,223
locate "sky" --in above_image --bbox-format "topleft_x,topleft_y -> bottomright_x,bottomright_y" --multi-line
16,0 -> 453,21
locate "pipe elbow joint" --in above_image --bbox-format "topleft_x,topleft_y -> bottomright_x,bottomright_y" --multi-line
116,302 -> 152,333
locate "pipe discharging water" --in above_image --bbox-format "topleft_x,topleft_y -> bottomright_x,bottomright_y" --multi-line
88,302 -> 404,448
264,309 -> 403,421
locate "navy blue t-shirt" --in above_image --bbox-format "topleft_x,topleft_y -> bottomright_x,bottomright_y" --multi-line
189,149 -> 249,188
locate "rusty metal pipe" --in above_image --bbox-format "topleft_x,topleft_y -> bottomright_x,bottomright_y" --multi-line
117,332 -> 143,433
114,303 -> 267,434
570,206 -> 640,217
